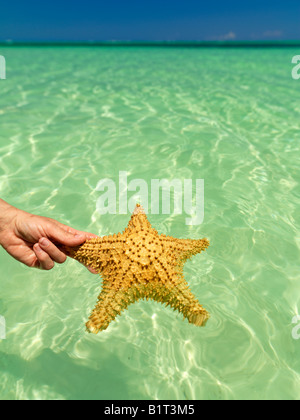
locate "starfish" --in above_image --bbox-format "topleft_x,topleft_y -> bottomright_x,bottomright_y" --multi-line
63,204 -> 210,334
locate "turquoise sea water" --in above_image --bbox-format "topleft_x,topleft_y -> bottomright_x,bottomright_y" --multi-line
0,46 -> 299,400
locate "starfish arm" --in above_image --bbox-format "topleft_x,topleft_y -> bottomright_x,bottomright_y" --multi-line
123,204 -> 156,236
60,235 -> 124,270
86,284 -> 141,333
151,283 -> 209,325
164,237 -> 210,262
87,276 -> 209,333
150,261 -> 210,326
167,279 -> 210,327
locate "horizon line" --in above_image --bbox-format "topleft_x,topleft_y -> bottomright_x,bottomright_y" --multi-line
1,40 -> 300,48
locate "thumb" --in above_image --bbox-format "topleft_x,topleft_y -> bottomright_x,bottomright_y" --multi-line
48,224 -> 86,247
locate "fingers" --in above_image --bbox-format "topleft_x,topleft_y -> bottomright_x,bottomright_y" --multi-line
38,238 -> 67,264
49,227 -> 86,247
33,235 -> 100,273
32,217 -> 99,272
86,265 -> 98,274
33,238 -> 68,270
47,221 -> 98,247
33,244 -> 55,271
53,222 -> 98,240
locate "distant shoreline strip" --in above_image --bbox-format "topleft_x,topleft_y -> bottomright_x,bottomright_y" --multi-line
0,41 -> 300,48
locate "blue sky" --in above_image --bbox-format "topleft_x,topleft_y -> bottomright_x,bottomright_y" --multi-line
0,0 -> 299,41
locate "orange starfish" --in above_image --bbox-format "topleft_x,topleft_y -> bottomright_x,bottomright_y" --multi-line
63,204 -> 210,333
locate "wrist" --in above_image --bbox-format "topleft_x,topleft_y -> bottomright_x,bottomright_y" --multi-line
0,200 -> 19,240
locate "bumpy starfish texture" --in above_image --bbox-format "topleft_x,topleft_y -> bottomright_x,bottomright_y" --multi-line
63,205 -> 210,334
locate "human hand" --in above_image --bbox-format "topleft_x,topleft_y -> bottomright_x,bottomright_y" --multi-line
0,200 -> 98,271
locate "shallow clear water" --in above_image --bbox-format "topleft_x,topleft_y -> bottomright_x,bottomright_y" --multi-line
0,46 -> 299,400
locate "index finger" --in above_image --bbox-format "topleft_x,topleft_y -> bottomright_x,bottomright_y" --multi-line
51,220 -> 99,240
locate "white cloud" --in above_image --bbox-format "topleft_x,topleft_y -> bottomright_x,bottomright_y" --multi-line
263,30 -> 283,38
207,31 -> 237,41
221,31 -> 236,40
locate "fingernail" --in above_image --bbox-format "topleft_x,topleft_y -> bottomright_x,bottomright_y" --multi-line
40,238 -> 49,247
34,244 -> 41,252
75,234 -> 84,238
